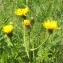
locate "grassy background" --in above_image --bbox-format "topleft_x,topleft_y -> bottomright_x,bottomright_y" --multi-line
0,0 -> 63,63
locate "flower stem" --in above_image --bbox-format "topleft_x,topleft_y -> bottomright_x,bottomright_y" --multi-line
24,26 -> 29,58
30,35 -> 50,51
26,0 -> 28,5
28,32 -> 32,63
32,41 -> 35,62
32,33 -> 36,63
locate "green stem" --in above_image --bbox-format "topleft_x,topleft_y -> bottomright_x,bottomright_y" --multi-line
29,32 -> 32,63
61,15 -> 63,36
30,35 -> 50,51
26,0 -> 28,6
32,32 -> 35,63
24,26 -> 29,58
32,40 -> 35,62
5,34 -> 18,55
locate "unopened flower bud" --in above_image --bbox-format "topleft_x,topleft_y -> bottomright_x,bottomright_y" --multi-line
30,17 -> 34,26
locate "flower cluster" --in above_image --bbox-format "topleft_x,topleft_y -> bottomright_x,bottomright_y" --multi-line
3,7 -> 59,36
3,25 -> 13,34
14,7 -> 29,16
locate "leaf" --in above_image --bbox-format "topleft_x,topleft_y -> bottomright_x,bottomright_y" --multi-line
1,51 -> 7,63
4,34 -> 13,47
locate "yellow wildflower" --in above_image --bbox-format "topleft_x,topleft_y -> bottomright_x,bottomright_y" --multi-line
24,20 -> 30,26
14,7 -> 29,16
23,7 -> 29,15
3,25 -> 13,34
14,8 -> 22,16
42,20 -> 60,30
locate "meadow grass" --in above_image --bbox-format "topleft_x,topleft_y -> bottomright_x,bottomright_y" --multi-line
0,0 -> 63,63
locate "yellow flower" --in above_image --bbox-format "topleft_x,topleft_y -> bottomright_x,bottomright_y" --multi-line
42,20 -> 60,30
14,7 -> 29,16
24,20 -> 30,26
23,7 -> 29,15
3,25 -> 13,34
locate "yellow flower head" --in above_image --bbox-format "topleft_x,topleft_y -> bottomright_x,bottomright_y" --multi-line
24,20 -> 30,26
23,7 -> 29,15
42,20 -> 60,30
3,25 -> 13,34
14,7 -> 29,16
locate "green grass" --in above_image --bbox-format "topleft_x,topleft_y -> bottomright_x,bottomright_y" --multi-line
0,0 -> 63,63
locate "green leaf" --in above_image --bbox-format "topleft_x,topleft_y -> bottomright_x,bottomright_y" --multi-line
1,51 -> 7,63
